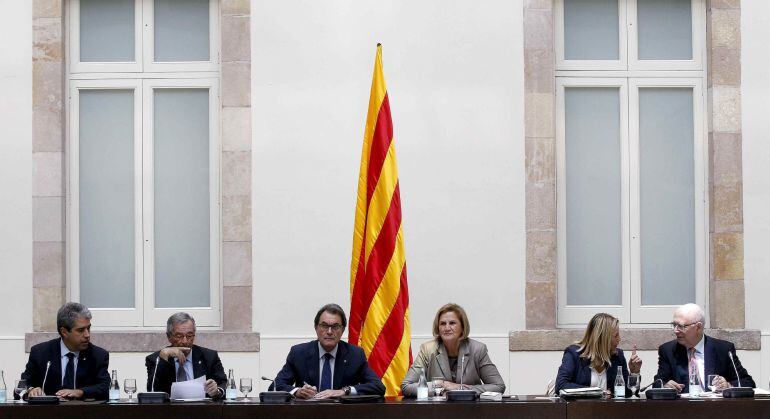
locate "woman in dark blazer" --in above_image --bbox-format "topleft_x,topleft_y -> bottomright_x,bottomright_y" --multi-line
555,313 -> 642,396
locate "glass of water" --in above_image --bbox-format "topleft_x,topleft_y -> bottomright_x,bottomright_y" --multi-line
626,374 -> 641,398
707,374 -> 719,394
432,378 -> 445,397
240,378 -> 252,399
124,378 -> 137,401
14,379 -> 28,402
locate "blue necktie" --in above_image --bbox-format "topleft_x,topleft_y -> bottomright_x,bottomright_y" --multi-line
63,353 -> 75,389
320,353 -> 332,391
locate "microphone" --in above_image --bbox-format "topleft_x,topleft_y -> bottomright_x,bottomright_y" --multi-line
151,356 -> 160,392
728,352 -> 741,388
640,378 -> 663,392
722,351 -> 754,398
261,376 -> 276,391
40,361 -> 51,396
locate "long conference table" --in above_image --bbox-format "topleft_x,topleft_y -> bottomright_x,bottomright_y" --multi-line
1,395 -> 770,419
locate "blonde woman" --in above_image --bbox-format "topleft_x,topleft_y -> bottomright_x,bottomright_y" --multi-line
555,313 -> 642,396
401,303 -> 505,396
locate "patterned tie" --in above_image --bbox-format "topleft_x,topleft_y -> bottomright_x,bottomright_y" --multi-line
176,359 -> 188,382
63,353 -> 75,389
320,353 -> 332,391
688,347 -> 700,390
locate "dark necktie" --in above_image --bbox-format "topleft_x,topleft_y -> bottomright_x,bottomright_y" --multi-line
320,353 -> 332,391
63,353 -> 75,389
176,359 -> 189,382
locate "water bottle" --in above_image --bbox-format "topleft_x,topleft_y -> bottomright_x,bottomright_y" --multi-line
0,370 -> 6,403
109,370 -> 120,401
689,370 -> 702,398
614,367 -> 625,398
226,369 -> 237,400
416,367 -> 429,400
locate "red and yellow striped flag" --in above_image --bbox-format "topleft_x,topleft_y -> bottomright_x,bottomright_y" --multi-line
349,44 -> 411,397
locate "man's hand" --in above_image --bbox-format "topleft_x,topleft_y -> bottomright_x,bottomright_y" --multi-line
159,347 -> 191,363
27,387 -> 44,397
55,389 -> 84,399
664,380 -> 684,393
294,384 -> 317,399
204,379 -> 220,398
628,344 -> 642,373
710,375 -> 731,391
314,389 -> 345,399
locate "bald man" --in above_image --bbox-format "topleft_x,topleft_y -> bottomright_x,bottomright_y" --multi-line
654,303 -> 755,393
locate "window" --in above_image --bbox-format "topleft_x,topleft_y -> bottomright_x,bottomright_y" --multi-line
66,0 -> 221,328
555,0 -> 707,325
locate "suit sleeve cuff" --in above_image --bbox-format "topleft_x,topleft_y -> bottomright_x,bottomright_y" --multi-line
289,387 -> 299,396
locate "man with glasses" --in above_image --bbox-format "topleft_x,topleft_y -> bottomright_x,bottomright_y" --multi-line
145,312 -> 227,398
274,303 -> 385,399
653,303 -> 755,393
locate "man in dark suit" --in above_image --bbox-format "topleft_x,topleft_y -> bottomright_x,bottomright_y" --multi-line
274,303 -> 385,399
655,303 -> 755,393
22,302 -> 110,400
145,312 -> 227,398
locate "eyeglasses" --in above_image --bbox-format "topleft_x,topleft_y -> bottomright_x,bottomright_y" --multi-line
172,333 -> 196,341
670,321 -> 699,331
317,323 -> 344,332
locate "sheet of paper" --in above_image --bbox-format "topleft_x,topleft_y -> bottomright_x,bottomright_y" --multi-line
170,375 -> 206,400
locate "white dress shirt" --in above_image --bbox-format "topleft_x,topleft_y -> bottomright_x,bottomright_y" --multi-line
59,339 -> 80,388
589,365 -> 608,390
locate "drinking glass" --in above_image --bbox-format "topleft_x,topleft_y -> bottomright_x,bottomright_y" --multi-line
432,378 -> 445,397
14,379 -> 28,402
124,378 -> 137,401
707,374 -> 718,394
626,374 -> 641,398
240,378 -> 252,399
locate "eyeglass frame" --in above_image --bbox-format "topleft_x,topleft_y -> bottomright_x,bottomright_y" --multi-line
316,322 -> 344,332
171,333 -> 196,341
670,321 -> 700,331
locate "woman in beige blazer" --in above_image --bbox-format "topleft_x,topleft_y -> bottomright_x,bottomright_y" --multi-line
401,303 -> 505,396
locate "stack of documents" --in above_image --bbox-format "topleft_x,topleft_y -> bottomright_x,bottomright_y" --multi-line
559,387 -> 604,398
480,392 -> 503,401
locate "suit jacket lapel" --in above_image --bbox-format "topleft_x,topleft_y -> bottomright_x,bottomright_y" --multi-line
435,342 -> 451,380
674,344 -> 689,388
75,345 -> 90,387
192,346 -> 205,379
333,343 -> 346,390
305,342 -> 320,387
703,336 -> 717,379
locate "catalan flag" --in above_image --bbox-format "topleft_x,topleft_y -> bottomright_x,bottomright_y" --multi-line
349,44 -> 411,397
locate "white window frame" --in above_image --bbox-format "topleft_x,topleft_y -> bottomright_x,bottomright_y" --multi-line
556,77 -> 631,325
142,78 -> 221,327
628,77 -> 707,324
66,79 -> 221,329
68,0 -> 144,73
556,77 -> 708,326
67,79 -> 144,326
68,0 -> 220,74
142,0 -> 220,72
555,0 -> 628,71
556,0 -> 705,72
627,0 -> 706,71
66,0 -> 222,329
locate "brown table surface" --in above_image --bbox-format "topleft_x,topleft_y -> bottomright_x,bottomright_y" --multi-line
2,395 -> 770,419
567,396 -> 770,419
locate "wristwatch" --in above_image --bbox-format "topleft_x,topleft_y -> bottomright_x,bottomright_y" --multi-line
343,386 -> 352,396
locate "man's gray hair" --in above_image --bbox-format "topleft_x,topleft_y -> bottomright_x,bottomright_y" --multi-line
57,302 -> 92,336
166,312 -> 196,337
677,303 -> 706,324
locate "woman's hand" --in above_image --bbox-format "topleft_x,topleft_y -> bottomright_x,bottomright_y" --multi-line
628,344 -> 642,374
